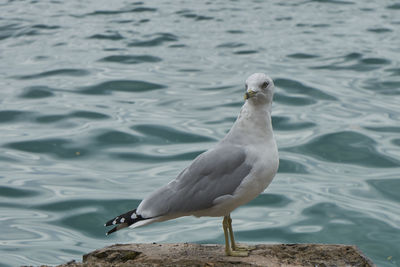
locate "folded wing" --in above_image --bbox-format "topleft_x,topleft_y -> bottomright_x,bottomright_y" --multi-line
137,144 -> 252,218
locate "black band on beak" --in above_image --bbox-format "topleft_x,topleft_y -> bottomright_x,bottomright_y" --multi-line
244,90 -> 257,100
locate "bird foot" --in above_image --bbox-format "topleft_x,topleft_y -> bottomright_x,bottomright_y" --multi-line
226,249 -> 249,257
233,244 -> 256,251
225,244 -> 255,256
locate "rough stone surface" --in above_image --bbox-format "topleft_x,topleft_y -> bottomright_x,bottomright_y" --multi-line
53,243 -> 375,267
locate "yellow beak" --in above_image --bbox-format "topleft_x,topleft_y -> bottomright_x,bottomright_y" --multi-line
244,90 -> 257,100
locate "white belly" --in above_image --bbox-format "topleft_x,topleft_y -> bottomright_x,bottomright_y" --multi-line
232,146 -> 279,207
193,141 -> 279,217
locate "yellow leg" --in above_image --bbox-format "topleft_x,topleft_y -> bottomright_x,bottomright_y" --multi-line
227,215 -> 256,252
222,215 -> 248,257
222,216 -> 231,256
227,215 -> 237,250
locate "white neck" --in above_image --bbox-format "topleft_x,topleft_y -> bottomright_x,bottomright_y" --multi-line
222,101 -> 274,145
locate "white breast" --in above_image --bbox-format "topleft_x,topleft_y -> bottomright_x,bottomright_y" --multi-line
234,139 -> 279,205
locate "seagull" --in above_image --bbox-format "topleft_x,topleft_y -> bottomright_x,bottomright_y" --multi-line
105,73 -> 279,257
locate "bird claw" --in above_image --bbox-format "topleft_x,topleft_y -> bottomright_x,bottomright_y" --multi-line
226,249 -> 249,257
233,244 -> 256,251
225,243 -> 255,257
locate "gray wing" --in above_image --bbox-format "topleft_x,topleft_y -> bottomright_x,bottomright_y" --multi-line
137,144 -> 252,218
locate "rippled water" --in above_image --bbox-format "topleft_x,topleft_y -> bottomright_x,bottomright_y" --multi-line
1,0 -> 400,266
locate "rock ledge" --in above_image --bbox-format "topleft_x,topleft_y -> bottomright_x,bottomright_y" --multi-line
56,243 -> 375,267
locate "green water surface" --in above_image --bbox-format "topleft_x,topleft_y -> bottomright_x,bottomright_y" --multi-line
0,0 -> 399,266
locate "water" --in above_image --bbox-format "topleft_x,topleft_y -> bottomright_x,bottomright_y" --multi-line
1,0 -> 399,266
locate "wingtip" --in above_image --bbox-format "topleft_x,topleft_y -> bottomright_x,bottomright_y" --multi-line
106,226 -> 118,235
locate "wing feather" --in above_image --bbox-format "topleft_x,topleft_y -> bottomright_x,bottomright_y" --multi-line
137,145 -> 251,218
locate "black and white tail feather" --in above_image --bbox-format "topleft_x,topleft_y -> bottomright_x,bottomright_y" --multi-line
104,209 -> 150,235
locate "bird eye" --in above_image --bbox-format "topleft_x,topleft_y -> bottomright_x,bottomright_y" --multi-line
262,81 -> 269,88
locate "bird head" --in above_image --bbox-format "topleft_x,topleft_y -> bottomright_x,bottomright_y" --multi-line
244,73 -> 275,106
